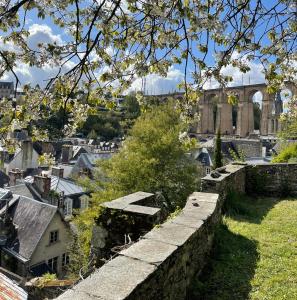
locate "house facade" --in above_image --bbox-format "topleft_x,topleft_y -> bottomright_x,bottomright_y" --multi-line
0,196 -> 72,278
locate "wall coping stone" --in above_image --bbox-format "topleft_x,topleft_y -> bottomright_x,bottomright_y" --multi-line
120,238 -> 177,266
57,256 -> 156,300
202,164 -> 246,182
102,191 -> 155,210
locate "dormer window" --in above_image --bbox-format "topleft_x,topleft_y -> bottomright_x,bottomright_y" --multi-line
49,230 -> 59,244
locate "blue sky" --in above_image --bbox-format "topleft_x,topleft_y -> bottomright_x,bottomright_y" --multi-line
1,1 -> 294,96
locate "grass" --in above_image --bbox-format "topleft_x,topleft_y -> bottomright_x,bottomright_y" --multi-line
188,196 -> 297,300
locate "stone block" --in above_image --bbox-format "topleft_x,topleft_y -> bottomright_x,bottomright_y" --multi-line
170,214 -> 204,229
123,204 -> 160,216
120,238 -> 177,265
65,256 -> 156,300
143,222 -> 196,246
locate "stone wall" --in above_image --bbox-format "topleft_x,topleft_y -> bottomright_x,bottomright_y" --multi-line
90,192 -> 167,266
57,192 -> 221,300
201,164 -> 246,197
246,163 -> 297,196
56,163 -> 297,300
231,139 -> 262,158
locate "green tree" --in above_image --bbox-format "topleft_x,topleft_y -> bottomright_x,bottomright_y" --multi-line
122,93 -> 140,119
72,101 -> 198,264
214,129 -> 223,169
81,111 -> 123,140
94,101 -> 198,208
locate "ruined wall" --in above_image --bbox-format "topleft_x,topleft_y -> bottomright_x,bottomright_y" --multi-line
246,163 -> 297,196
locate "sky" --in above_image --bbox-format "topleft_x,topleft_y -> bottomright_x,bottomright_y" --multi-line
0,1 -> 293,100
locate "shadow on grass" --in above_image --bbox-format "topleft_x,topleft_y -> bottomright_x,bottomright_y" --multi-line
223,191 -> 280,224
187,223 -> 259,300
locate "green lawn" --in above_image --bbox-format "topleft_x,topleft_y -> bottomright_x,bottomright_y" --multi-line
188,196 -> 297,300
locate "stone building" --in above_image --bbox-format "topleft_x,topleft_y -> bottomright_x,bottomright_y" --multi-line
0,82 -> 14,99
153,82 -> 296,137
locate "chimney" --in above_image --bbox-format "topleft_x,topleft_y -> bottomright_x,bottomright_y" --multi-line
52,166 -> 64,178
8,169 -> 23,186
21,140 -> 33,170
33,174 -> 51,199
61,145 -> 73,163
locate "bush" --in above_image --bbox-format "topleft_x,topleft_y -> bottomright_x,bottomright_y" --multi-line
272,142 -> 297,163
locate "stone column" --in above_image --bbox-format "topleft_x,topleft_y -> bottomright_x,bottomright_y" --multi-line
236,103 -> 243,136
220,103 -> 233,135
248,101 -> 254,135
261,92 -> 273,136
261,101 -> 269,135
198,102 -> 214,134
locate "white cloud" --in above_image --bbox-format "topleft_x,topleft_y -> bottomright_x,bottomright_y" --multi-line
28,24 -> 63,49
128,66 -> 184,95
0,23 -> 72,87
203,52 -> 265,90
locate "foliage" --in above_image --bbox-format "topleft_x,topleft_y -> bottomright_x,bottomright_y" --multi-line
0,0 -> 296,143
38,153 -> 55,166
94,101 -> 198,209
122,93 -> 141,119
229,148 -> 246,162
214,129 -> 223,169
80,111 -> 123,141
189,197 -> 297,300
279,95 -> 297,139
272,142 -> 297,163
72,101 -> 198,264
38,273 -> 57,287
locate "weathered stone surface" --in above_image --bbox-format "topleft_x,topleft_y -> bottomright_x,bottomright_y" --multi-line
170,214 -> 204,229
102,191 -> 154,210
123,204 -> 160,216
120,239 -> 177,265
58,256 -> 156,300
143,222 -> 196,246
188,192 -> 219,203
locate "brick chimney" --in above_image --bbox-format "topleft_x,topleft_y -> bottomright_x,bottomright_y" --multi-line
33,174 -> 51,199
8,169 -> 23,186
52,166 -> 64,178
61,145 -> 73,163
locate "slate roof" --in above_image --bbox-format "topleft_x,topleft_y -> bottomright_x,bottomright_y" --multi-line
3,196 -> 57,261
24,175 -> 84,196
0,171 -> 9,188
72,152 -> 112,174
194,148 -> 213,167
72,146 -> 89,160
7,183 -> 37,200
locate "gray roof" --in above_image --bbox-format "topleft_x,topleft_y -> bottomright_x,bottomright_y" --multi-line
25,175 -> 84,196
0,171 -> 9,188
7,183 -> 36,199
72,152 -> 112,173
4,196 -> 57,260
194,148 -> 213,167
